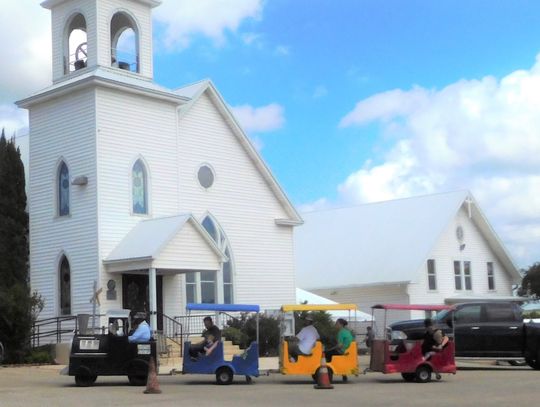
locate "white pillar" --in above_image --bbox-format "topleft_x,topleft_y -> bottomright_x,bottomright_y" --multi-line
149,267 -> 158,331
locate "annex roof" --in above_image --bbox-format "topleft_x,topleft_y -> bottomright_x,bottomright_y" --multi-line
295,190 -> 520,290
104,214 -> 225,273
174,79 -> 303,226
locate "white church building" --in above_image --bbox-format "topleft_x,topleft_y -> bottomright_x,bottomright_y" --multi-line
16,0 -> 302,330
295,191 -> 522,322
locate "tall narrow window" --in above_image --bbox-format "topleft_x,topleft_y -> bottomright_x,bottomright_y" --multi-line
58,161 -> 70,216
132,159 -> 147,214
427,259 -> 437,290
200,271 -> 217,304
189,215 -> 234,304
487,262 -> 495,290
464,261 -> 472,290
59,256 -> 71,315
223,248 -> 233,303
185,272 -> 196,303
454,261 -> 462,290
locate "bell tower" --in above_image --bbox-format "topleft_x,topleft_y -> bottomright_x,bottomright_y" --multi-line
41,0 -> 161,82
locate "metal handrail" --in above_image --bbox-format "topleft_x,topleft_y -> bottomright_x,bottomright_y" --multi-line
157,312 -> 183,353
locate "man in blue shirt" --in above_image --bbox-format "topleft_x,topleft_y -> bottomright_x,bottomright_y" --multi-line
128,312 -> 152,343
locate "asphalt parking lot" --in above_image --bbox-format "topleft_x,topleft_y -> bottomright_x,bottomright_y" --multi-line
0,361 -> 537,407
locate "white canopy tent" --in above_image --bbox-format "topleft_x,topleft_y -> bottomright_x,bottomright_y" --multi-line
296,288 -> 373,321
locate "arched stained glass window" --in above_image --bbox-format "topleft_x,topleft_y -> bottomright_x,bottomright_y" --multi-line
199,215 -> 234,304
132,159 -> 148,214
58,161 -> 70,216
59,256 -> 71,315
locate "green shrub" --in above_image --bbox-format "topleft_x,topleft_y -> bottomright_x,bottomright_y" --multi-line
223,313 -> 281,356
24,349 -> 53,364
523,310 -> 540,319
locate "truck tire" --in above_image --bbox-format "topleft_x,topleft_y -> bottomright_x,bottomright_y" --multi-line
526,352 -> 540,370
128,375 -> 147,386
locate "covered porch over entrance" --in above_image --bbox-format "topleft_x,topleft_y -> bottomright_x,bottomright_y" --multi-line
103,214 -> 226,329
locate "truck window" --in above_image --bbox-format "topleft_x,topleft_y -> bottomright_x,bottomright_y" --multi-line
486,303 -> 516,322
455,304 -> 482,323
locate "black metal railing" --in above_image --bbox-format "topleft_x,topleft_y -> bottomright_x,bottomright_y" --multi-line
31,314 -> 107,348
31,316 -> 77,348
156,312 -> 183,351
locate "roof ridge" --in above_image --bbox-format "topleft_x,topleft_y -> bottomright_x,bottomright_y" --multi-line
302,189 -> 470,214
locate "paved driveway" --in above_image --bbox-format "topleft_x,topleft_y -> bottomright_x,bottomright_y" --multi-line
0,363 -> 537,407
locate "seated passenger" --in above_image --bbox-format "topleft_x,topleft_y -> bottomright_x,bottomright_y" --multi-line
287,314 -> 320,362
422,318 -> 449,361
128,312 -> 152,343
325,318 -> 354,362
189,316 -> 222,359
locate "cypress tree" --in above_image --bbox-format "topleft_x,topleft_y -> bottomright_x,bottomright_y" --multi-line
0,128 -> 32,362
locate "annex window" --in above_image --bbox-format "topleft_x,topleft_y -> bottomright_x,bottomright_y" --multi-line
454,261 -> 472,291
59,256 -> 71,315
58,161 -> 70,216
132,159 -> 148,214
487,262 -> 495,290
427,259 -> 437,290
454,261 -> 462,290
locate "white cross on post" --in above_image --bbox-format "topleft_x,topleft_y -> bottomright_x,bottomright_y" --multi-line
89,281 -> 103,332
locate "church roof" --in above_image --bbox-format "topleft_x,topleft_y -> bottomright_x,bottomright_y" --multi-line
295,190 -> 520,290
16,66 -> 188,108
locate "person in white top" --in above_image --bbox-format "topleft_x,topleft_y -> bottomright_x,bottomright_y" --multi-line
288,314 -> 320,362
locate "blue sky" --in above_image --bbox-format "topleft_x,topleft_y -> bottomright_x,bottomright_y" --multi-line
1,0 -> 540,267
149,1 -> 540,206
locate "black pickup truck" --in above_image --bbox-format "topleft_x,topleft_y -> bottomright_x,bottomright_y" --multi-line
390,301 -> 540,369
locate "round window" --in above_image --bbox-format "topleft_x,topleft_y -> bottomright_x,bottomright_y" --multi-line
198,165 -> 214,189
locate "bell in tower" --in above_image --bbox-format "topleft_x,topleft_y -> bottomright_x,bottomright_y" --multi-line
42,0 -> 160,83
66,13 -> 88,72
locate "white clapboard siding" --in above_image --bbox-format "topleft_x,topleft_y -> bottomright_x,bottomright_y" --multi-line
95,87 -> 178,308
311,285 -> 411,325
153,222 -> 221,271
29,88 -> 98,319
177,92 -> 296,309
408,206 -> 514,308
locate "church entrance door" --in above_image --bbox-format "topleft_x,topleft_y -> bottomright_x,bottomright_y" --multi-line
122,273 -> 163,331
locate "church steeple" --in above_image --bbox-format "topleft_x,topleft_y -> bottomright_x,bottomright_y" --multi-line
41,0 -> 161,82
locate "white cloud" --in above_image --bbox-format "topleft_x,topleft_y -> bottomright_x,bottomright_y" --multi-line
154,0 -> 263,50
316,55 -> 540,267
231,103 -> 285,133
0,104 -> 29,135
0,1 -> 51,104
